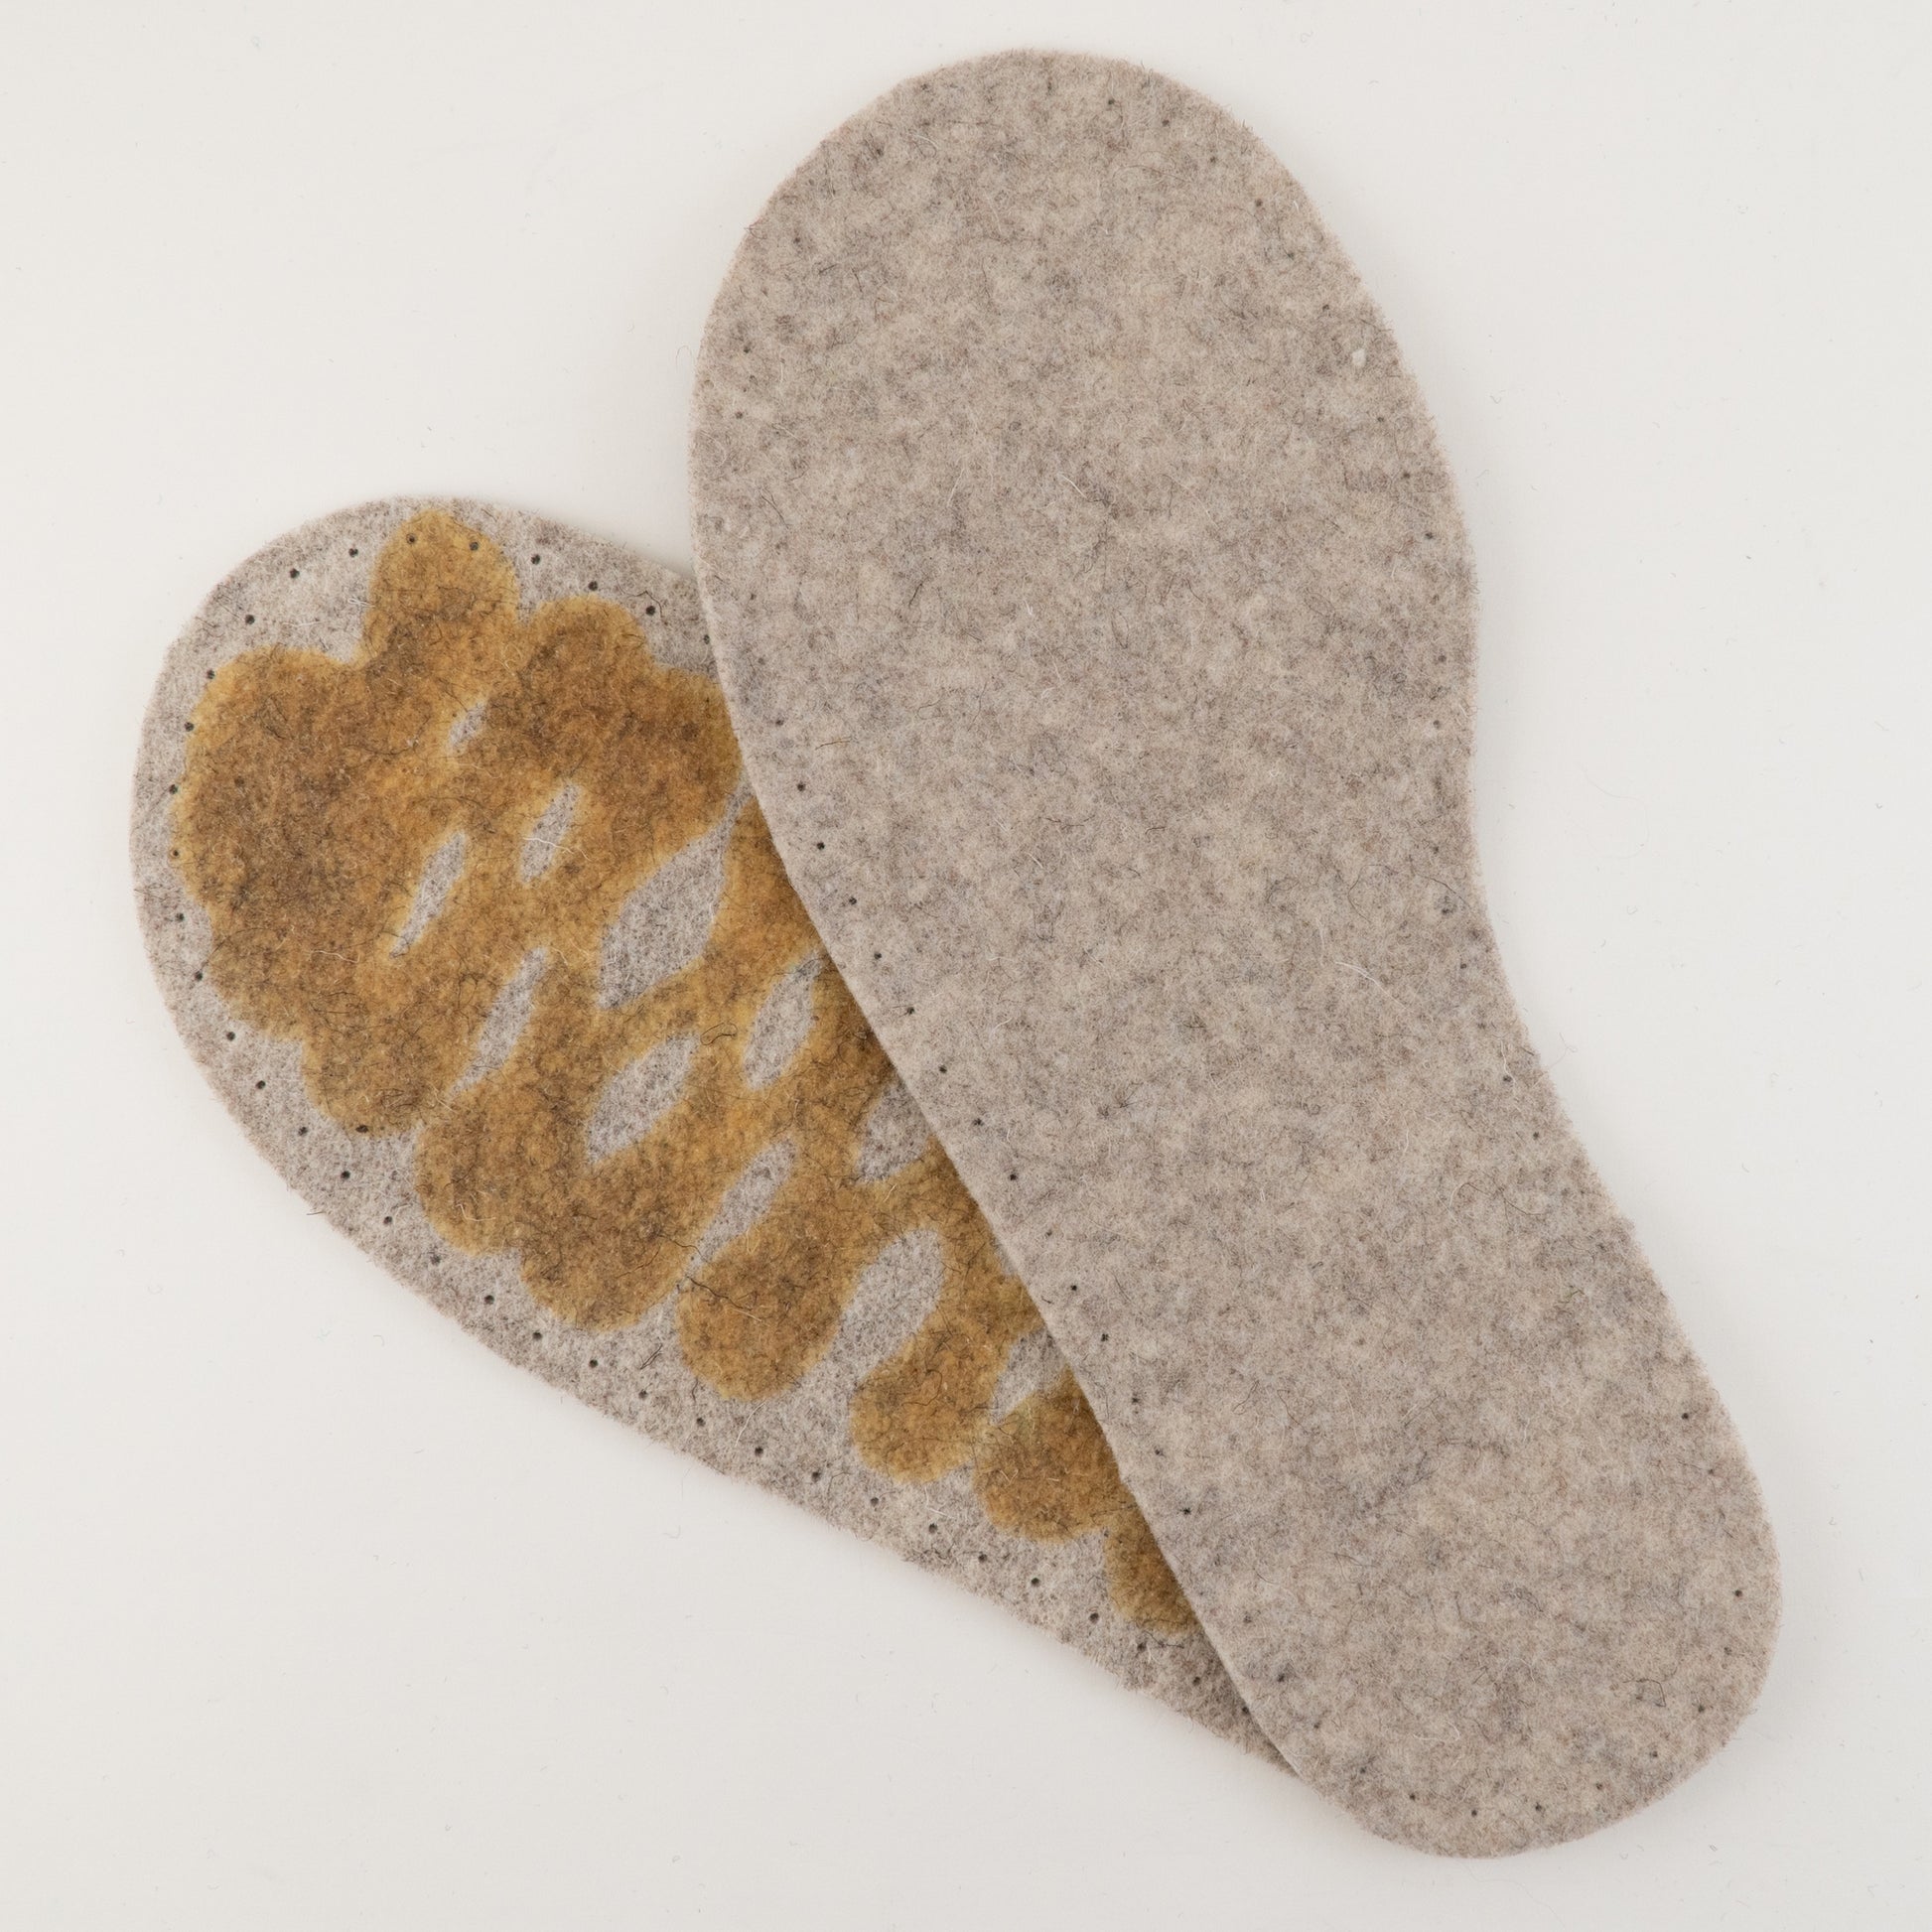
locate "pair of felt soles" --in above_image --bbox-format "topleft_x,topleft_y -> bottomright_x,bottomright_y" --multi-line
132,53 -> 1777,1859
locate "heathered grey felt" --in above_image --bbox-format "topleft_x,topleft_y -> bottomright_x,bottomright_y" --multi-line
690,52 -> 1779,1855
130,498 -> 1266,1757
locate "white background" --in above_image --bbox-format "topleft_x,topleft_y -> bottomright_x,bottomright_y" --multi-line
3,3 -> 1927,1925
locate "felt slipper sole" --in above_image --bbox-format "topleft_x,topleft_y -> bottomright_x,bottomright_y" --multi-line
689,52 -> 1779,1854
130,498 -> 1269,1755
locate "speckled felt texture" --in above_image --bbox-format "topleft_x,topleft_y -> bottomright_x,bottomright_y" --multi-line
690,52 -> 1779,1855
130,498 -> 1267,1755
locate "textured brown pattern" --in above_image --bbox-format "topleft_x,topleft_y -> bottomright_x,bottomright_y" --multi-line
979,1373 -> 1194,1633
691,52 -> 1778,1854
169,508 -> 1190,1632
175,515 -> 740,1140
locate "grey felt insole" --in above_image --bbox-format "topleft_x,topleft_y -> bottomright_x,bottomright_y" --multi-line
689,51 -> 1779,1855
130,498 -> 1268,1764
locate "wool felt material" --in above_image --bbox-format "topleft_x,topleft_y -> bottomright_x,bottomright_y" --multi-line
130,498 -> 1270,1753
689,51 -> 1780,1856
